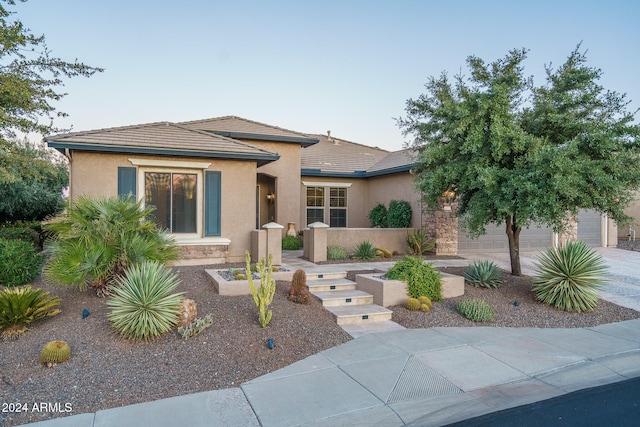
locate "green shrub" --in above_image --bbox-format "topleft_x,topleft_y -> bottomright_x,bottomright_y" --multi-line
177,314 -> 213,340
0,225 -> 40,248
43,196 -> 179,296
0,286 -> 61,339
406,228 -> 435,254
246,251 -> 276,327
532,240 -> 607,313
368,203 -> 388,228
327,245 -> 348,260
107,261 -> 184,341
0,238 -> 45,287
388,200 -> 412,228
353,241 -> 378,261
282,235 -> 302,250
456,298 -> 495,322
463,260 -> 503,289
386,256 -> 442,301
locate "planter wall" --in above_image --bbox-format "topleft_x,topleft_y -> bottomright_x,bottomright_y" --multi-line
206,269 -> 293,296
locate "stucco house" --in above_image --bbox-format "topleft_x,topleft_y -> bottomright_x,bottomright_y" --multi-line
45,116 -> 623,265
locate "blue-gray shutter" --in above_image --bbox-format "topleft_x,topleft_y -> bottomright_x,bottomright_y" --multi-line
117,167 -> 136,198
205,171 -> 221,236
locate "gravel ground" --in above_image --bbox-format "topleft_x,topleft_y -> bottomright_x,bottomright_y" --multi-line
2,264 -> 639,426
392,266 -> 640,328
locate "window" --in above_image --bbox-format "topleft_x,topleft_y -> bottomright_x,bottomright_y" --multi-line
145,172 -> 197,233
329,187 -> 347,227
306,186 -> 324,225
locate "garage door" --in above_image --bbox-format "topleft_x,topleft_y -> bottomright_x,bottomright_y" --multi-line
577,209 -> 602,246
458,222 -> 552,254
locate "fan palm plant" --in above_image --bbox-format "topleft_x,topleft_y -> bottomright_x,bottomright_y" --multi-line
532,240 -> 608,312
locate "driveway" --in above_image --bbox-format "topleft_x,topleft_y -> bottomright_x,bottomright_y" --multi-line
462,247 -> 640,311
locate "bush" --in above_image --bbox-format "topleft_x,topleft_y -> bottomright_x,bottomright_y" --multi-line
368,203 -> 388,228
0,238 -> 45,287
406,228 -> 435,254
532,240 -> 607,313
43,196 -> 179,296
0,286 -> 61,339
386,256 -> 442,301
282,235 -> 302,250
107,261 -> 184,341
463,260 -> 503,289
456,298 -> 495,322
353,241 -> 378,261
327,245 -> 348,260
0,225 -> 40,248
388,200 -> 412,228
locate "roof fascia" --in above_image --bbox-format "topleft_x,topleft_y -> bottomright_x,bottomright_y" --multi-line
211,131 -> 318,147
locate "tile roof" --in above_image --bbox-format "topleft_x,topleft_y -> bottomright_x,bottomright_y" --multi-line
178,116 -> 319,146
366,149 -> 417,175
301,133 -> 390,175
45,122 -> 279,166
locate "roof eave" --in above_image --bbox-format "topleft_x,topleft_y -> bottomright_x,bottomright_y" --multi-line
211,131 -> 319,147
301,164 -> 416,178
46,141 -> 280,167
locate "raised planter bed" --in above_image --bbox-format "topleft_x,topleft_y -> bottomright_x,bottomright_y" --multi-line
206,269 -> 293,296
355,272 -> 464,307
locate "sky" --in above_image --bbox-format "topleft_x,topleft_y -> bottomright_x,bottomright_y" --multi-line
12,0 -> 640,152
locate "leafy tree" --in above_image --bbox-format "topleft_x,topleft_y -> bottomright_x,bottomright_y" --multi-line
0,0 -> 103,139
0,138 -> 68,222
399,46 -> 640,275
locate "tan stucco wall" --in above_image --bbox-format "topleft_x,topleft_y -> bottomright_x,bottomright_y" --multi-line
68,151 -> 257,262
622,190 -> 640,238
366,173 -> 422,229
299,176 -> 370,228
243,140 -> 302,233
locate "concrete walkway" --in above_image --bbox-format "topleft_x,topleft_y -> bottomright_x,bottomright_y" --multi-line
22,319 -> 640,427
19,249 -> 640,427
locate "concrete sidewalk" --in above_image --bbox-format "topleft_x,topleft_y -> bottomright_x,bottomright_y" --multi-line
21,319 -> 640,427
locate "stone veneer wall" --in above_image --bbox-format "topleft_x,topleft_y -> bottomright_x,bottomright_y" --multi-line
422,200 -> 458,255
175,244 -> 229,265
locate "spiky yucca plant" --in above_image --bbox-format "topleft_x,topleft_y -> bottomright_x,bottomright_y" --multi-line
463,260 -> 503,289
0,286 -> 61,339
532,240 -> 607,313
44,196 -> 179,296
353,241 -> 378,261
107,261 -> 184,340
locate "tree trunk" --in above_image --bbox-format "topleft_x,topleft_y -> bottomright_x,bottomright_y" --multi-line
505,215 -> 522,276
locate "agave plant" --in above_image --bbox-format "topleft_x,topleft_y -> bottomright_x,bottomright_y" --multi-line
0,286 -> 61,339
353,241 -> 378,260
532,240 -> 608,313
43,196 -> 179,296
463,260 -> 503,289
107,261 -> 184,340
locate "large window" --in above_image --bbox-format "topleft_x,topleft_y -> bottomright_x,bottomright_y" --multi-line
305,185 -> 348,227
145,172 -> 197,233
306,186 -> 324,225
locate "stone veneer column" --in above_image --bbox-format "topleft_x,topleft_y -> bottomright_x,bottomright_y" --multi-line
306,222 -> 329,263
557,214 -> 578,247
262,222 -> 284,265
422,200 -> 459,255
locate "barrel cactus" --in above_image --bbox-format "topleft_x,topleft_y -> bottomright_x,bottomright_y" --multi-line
40,340 -> 71,365
417,296 -> 432,308
405,297 -> 421,311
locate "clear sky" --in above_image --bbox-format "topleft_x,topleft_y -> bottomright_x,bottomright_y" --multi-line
12,0 -> 640,151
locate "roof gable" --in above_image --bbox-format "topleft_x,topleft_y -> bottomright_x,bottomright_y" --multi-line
45,122 -> 280,166
179,116 -> 319,147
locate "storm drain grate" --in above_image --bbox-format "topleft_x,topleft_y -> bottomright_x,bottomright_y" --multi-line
387,356 -> 462,404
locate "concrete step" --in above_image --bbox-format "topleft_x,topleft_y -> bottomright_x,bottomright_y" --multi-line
306,271 -> 347,281
340,320 -> 406,338
312,289 -> 374,307
307,278 -> 356,293
325,304 -> 393,325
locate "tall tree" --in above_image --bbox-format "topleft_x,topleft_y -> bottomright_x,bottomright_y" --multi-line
0,0 -> 103,138
399,46 -> 640,275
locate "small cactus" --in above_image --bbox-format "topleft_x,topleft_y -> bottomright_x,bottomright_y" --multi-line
234,273 -> 247,280
420,303 -> 431,312
417,296 -> 432,308
456,298 -> 495,322
405,297 -> 421,311
288,269 -> 310,305
40,340 -> 70,365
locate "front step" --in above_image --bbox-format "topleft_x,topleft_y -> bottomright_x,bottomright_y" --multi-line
312,289 -> 373,307
325,304 -> 393,325
307,278 -> 356,293
306,272 -> 347,280
341,320 -> 406,339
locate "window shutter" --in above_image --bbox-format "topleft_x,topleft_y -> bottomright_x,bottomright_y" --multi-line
205,171 -> 221,236
117,167 -> 137,198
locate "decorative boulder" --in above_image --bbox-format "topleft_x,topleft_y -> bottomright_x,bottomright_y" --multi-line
177,298 -> 197,327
